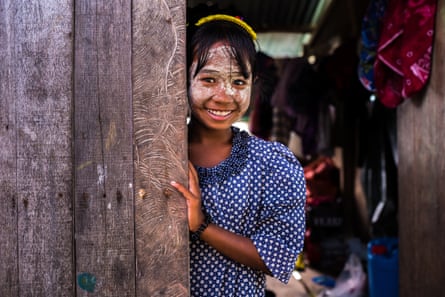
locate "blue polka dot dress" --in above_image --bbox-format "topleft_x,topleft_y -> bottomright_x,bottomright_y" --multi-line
190,127 -> 306,297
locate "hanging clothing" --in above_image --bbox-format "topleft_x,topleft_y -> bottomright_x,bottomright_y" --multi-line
358,0 -> 389,92
270,58 -> 323,156
374,0 -> 437,108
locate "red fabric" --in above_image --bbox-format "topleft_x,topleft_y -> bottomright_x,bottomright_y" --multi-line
304,156 -> 339,204
374,0 -> 437,108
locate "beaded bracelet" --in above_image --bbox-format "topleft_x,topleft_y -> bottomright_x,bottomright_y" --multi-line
190,213 -> 212,241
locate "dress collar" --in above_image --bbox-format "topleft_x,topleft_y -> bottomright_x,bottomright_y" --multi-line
195,127 -> 249,185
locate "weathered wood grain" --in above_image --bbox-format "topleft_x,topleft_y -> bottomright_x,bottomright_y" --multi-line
0,2 -> 19,295
0,1 -> 74,296
398,0 -> 445,296
73,0 -> 135,296
132,0 -> 189,295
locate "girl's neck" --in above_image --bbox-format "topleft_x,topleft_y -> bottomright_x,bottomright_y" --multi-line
188,121 -> 233,146
188,121 -> 234,168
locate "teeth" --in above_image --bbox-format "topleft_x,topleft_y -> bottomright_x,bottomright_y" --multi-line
208,109 -> 231,116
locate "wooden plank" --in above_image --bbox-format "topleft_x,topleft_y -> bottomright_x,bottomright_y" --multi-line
132,0 -> 189,295
73,0 -> 135,296
0,1 -> 19,295
398,0 -> 445,296
0,1 -> 74,296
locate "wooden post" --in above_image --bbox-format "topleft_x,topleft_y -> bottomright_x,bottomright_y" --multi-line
132,0 -> 189,296
398,0 -> 445,296
0,1 -> 74,296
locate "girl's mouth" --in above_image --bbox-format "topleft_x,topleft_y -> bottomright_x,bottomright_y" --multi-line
207,109 -> 232,117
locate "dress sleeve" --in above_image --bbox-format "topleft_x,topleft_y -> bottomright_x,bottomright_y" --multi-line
251,142 -> 306,283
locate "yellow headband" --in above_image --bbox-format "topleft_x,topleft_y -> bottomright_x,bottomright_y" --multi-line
195,14 -> 257,41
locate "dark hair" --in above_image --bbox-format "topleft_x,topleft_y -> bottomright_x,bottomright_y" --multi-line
187,19 -> 257,81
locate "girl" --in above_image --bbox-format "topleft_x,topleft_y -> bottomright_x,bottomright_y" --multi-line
171,14 -> 306,297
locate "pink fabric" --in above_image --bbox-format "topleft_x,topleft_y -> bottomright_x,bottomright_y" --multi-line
374,0 -> 437,108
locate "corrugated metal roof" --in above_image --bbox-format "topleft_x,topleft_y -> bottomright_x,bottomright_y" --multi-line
188,0 -> 329,32
188,0 -> 370,56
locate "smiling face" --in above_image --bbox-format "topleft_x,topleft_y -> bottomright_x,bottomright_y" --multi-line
188,42 -> 252,131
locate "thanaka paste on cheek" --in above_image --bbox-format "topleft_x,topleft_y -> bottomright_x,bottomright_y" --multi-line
189,45 -> 252,113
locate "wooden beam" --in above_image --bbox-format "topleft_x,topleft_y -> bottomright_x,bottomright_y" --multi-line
132,0 -> 189,295
73,0 -> 135,295
398,0 -> 445,296
0,1 -> 74,296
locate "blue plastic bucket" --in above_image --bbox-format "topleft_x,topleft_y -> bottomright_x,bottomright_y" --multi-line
367,237 -> 398,297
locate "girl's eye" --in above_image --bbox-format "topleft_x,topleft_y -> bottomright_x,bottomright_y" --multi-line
233,79 -> 247,86
201,77 -> 216,83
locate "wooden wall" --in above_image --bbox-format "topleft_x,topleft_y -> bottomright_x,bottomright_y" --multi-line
0,0 -> 188,296
398,0 -> 445,296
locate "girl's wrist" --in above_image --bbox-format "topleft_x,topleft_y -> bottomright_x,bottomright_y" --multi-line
190,213 -> 212,240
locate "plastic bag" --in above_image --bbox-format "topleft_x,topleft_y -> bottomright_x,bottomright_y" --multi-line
317,253 -> 366,297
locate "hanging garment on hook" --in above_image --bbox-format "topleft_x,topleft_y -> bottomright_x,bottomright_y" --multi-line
374,0 -> 437,108
358,0 -> 388,92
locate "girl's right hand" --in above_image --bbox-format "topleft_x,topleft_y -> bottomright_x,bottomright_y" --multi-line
170,162 -> 205,232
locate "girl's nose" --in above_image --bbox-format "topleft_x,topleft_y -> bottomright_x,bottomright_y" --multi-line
212,82 -> 235,102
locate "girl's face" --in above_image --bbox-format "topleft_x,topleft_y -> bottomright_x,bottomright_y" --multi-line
188,42 -> 252,130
